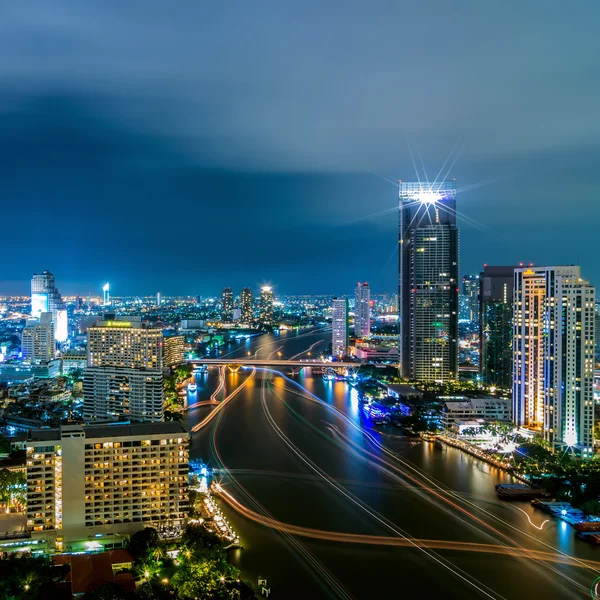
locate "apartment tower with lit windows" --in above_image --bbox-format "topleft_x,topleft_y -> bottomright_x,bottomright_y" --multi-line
399,181 -> 459,382
354,282 -> 371,339
26,422 -> 189,554
513,266 -> 595,452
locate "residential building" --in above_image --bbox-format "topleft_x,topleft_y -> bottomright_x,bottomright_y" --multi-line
399,181 -> 459,382
84,317 -> 164,422
332,298 -> 349,357
354,282 -> 371,338
479,266 -> 516,389
240,288 -> 253,322
260,286 -> 274,325
21,313 -> 55,363
164,334 -> 185,368
26,422 -> 189,554
221,287 -> 234,322
513,266 -> 595,452
442,397 -> 512,431
462,274 -> 480,326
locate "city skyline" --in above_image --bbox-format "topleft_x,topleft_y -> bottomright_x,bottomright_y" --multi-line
1,3 -> 600,295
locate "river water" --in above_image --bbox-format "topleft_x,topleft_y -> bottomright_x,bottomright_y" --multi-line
184,328 -> 598,600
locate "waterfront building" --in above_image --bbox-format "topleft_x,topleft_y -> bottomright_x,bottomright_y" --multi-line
513,266 -> 595,452
442,397 -> 512,431
164,333 -> 185,367
354,282 -> 371,338
31,270 -> 68,342
332,298 -> 349,357
21,312 -> 55,363
84,317 -> 164,422
479,266 -> 516,389
26,422 -> 189,553
260,286 -> 274,325
221,287 -> 234,322
240,287 -> 253,322
399,181 -> 459,382
462,274 -> 480,326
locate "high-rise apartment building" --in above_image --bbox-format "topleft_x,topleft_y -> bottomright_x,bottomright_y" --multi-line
221,287 -> 234,322
84,318 -> 164,422
240,287 -> 253,323
332,298 -> 349,357
260,286 -> 274,325
513,266 -> 595,452
164,333 -> 185,367
354,282 -> 371,339
399,181 -> 459,382
479,266 -> 516,389
21,312 -> 55,363
462,274 -> 480,326
26,422 -> 189,553
31,270 -> 68,342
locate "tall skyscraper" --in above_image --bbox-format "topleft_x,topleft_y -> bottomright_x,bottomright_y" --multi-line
83,317 -> 164,422
21,312 -> 55,363
399,181 -> 459,382
462,274 -> 480,326
156,291 -> 162,306
260,286 -> 274,325
332,298 -> 349,357
164,333 -> 185,367
221,287 -> 234,322
103,283 -> 110,306
354,282 -> 371,338
31,270 -> 68,342
479,266 -> 516,389
26,422 -> 189,553
240,287 -> 253,323
513,266 -> 595,452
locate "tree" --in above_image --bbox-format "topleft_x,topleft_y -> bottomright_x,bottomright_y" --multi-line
127,527 -> 159,560
170,557 -> 240,600
83,582 -> 132,600
0,434 -> 11,455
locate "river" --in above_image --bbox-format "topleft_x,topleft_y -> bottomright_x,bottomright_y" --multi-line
184,328 -> 598,599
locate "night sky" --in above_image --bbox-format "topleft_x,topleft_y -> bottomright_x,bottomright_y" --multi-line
1,2 -> 599,296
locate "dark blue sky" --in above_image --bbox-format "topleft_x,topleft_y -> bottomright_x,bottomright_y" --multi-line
1,2 -> 599,296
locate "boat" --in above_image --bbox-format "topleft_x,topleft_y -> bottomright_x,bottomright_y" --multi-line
187,383 -> 197,392
574,521 -> 600,532
495,483 -> 548,500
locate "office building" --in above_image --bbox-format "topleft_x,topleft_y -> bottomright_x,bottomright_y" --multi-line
332,298 -> 349,357
399,181 -> 459,382
156,291 -> 162,306
260,286 -> 274,325
164,333 -> 185,367
462,274 -> 480,326
84,318 -> 164,422
479,266 -> 516,389
513,266 -> 595,452
31,270 -> 68,342
26,422 -> 189,554
240,287 -> 253,322
21,312 -> 55,363
354,282 -> 371,338
221,287 -> 234,322
103,283 -> 110,306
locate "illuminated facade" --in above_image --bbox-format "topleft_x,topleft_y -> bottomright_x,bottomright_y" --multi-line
462,274 -> 480,326
479,266 -> 516,389
85,318 -> 164,422
21,312 -> 55,363
240,287 -> 253,322
354,282 -> 371,338
31,270 -> 68,342
26,423 -> 189,553
332,297 -> 349,357
399,181 -> 459,382
221,287 -> 234,322
513,266 -> 595,451
164,334 -> 185,367
260,286 -> 274,325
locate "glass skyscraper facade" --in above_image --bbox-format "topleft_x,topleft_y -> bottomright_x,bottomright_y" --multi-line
399,181 -> 459,382
479,266 -> 516,390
